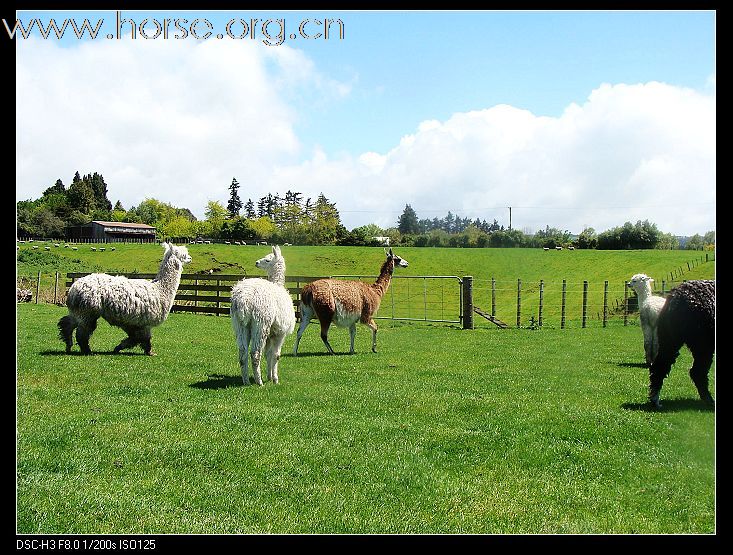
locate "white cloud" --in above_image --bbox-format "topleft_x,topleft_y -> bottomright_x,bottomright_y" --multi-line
265,81 -> 715,236
17,38 -> 715,237
16,37 -> 322,213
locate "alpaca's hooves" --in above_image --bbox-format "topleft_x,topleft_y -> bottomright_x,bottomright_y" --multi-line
145,352 -> 156,356
649,399 -> 662,410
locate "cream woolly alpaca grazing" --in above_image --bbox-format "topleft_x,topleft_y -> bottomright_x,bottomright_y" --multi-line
627,273 -> 667,365
58,242 -> 192,355
230,246 -> 295,385
293,248 -> 409,355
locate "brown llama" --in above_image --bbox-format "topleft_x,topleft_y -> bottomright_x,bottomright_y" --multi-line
293,248 -> 409,355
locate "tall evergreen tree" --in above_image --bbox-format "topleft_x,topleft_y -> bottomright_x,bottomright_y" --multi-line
244,198 -> 256,219
227,177 -> 243,218
397,204 -> 419,234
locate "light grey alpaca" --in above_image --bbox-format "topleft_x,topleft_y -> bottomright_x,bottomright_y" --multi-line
230,246 -> 296,386
58,242 -> 192,355
627,273 -> 667,365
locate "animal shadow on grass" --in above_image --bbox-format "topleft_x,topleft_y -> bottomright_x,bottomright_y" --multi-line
621,398 -> 715,413
617,361 -> 649,369
189,373 -> 244,389
40,350 -> 145,357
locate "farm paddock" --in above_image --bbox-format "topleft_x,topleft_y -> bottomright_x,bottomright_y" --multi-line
16,304 -> 715,534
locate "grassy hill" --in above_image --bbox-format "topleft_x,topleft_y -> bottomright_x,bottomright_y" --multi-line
17,242 -> 715,329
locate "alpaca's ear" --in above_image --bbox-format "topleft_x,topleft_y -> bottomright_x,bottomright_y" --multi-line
388,247 -> 394,257
273,245 -> 280,256
161,242 -> 169,251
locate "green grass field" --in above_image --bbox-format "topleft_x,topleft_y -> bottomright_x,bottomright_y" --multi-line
16,303 -> 715,534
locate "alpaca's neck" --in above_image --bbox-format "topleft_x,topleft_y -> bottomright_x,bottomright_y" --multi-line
153,255 -> 183,304
372,260 -> 394,297
268,260 -> 286,287
636,284 -> 653,301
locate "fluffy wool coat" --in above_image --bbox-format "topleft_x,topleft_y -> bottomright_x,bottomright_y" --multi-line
230,246 -> 295,385
58,242 -> 191,355
647,279 -> 715,408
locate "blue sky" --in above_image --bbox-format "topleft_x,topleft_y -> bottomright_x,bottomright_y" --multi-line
15,9 -> 716,235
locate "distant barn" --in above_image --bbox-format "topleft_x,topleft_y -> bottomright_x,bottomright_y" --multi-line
66,221 -> 157,243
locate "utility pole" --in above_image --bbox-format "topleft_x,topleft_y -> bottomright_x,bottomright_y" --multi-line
508,206 -> 512,230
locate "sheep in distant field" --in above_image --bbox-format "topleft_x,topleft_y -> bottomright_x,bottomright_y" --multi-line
293,248 -> 409,355
17,288 -> 32,303
627,273 -> 667,365
58,242 -> 191,355
230,245 -> 295,385
647,280 -> 715,409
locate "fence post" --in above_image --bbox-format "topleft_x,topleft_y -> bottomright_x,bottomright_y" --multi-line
462,276 -> 474,330
661,280 -> 666,295
538,279 -> 544,328
603,280 -> 608,328
516,278 -> 522,328
54,271 -> 59,305
623,281 -> 628,326
582,280 -> 588,328
561,279 -> 567,329
35,271 -> 40,304
216,279 -> 221,316
491,277 -> 496,317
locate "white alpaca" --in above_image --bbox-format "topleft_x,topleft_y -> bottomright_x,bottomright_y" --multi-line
58,242 -> 192,355
627,273 -> 667,365
230,246 -> 295,386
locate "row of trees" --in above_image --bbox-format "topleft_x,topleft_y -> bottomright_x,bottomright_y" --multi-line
393,204 -> 714,250
16,173 -> 714,250
16,173 -> 347,245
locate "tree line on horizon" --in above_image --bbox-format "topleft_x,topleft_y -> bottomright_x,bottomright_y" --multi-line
16,173 -> 714,250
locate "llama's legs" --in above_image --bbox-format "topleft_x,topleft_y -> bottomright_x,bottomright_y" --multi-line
139,328 -> 155,356
113,326 -> 140,354
642,326 -> 654,366
293,305 -> 313,356
266,333 -> 287,384
319,319 -> 336,355
250,326 -> 269,385
348,324 -> 356,354
113,336 -> 138,353
688,343 -> 715,406
367,319 -> 378,353
58,316 -> 76,353
648,347 -> 679,409
75,318 -> 98,355
236,324 -> 251,386
650,328 -> 659,365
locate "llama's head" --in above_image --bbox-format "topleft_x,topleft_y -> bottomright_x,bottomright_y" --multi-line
627,273 -> 653,295
255,245 -> 285,273
161,242 -> 192,270
386,247 -> 409,268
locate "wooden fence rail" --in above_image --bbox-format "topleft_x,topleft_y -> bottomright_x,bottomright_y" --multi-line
28,256 -> 712,329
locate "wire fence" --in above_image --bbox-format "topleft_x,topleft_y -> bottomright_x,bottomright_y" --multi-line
18,251 -> 714,330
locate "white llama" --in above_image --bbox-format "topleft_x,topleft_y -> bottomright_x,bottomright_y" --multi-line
58,242 -> 192,355
230,245 -> 295,386
627,273 -> 667,365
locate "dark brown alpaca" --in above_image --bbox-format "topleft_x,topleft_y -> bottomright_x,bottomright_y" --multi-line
293,249 -> 409,355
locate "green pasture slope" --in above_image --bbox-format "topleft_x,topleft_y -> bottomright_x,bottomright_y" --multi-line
17,301 -> 715,534
17,243 -> 716,328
